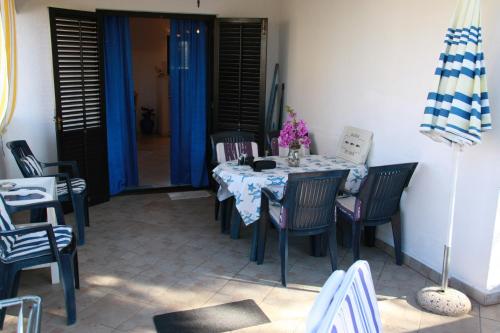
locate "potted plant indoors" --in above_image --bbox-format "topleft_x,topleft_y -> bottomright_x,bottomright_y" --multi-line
278,106 -> 311,167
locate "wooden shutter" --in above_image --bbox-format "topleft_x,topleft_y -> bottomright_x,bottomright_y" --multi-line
214,18 -> 267,145
49,8 -> 109,205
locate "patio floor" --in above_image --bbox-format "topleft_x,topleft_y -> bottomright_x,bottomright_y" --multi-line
4,193 -> 500,332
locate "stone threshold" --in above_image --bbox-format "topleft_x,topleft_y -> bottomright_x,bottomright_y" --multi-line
374,239 -> 500,306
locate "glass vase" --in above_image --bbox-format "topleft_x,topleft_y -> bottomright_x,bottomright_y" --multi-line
287,147 -> 301,167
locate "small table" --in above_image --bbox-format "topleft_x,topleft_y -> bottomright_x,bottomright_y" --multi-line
1,177 -> 60,284
213,155 -> 368,226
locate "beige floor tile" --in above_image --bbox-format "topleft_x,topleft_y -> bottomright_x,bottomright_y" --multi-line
481,303 -> 500,322
418,312 -> 480,333
481,317 -> 500,333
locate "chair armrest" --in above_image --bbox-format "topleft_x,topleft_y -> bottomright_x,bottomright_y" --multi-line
39,173 -> 74,197
42,161 -> 80,178
262,188 -> 282,205
0,223 -> 60,259
5,200 -> 66,226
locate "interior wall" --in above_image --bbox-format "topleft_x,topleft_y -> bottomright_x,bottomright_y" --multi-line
129,17 -> 170,136
279,0 -> 500,294
0,0 -> 282,177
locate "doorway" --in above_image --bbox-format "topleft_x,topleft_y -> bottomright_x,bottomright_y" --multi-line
129,17 -> 171,187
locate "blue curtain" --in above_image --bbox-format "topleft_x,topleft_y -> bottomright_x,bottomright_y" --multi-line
169,20 -> 208,187
103,16 -> 138,195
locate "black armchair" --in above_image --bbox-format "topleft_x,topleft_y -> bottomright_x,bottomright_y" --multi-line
6,140 -> 88,245
257,170 -> 350,286
336,162 -> 418,265
0,194 -> 79,326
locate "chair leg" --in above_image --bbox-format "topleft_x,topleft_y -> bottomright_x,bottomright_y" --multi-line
279,229 -> 288,287
256,215 -> 269,265
60,253 -> 77,325
391,211 -> 403,265
352,220 -> 362,262
72,195 -> 86,246
74,251 -> 80,290
328,227 -> 338,271
214,197 -> 220,221
0,265 -> 14,329
83,195 -> 90,227
364,226 -> 376,247
230,206 -> 241,240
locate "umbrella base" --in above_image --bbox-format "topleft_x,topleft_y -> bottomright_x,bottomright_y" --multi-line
417,286 -> 471,317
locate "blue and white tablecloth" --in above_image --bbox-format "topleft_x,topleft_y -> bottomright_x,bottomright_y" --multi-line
213,155 -> 368,225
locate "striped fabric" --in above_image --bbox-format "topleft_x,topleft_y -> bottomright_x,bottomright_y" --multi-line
315,260 -> 382,333
19,155 -> 44,176
215,141 -> 259,163
0,194 -> 72,263
56,178 -> 86,196
420,0 -> 491,146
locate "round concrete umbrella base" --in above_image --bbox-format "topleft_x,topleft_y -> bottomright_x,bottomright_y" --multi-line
417,286 -> 471,317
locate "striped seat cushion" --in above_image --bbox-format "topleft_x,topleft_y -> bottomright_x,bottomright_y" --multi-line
1,225 -> 72,262
19,155 -> 44,177
57,178 -> 86,196
317,260 -> 382,333
336,196 -> 362,222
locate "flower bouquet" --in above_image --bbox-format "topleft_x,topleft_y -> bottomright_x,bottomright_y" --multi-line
279,106 -> 311,166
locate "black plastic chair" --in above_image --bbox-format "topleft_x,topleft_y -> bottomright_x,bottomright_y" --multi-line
6,140 -> 88,245
0,194 -> 79,327
336,163 -> 418,265
266,130 -> 280,156
257,170 -> 350,286
210,131 -> 257,236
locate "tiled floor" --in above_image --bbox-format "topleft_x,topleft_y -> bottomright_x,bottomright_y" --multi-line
4,193 -> 500,332
137,135 -> 170,187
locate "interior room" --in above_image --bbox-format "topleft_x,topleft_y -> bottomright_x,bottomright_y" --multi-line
1,0 -> 500,332
130,17 -> 171,188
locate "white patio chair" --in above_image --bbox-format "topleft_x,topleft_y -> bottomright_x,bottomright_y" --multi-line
0,296 -> 41,333
306,260 -> 382,333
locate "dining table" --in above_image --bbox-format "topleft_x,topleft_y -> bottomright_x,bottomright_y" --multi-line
213,155 -> 368,226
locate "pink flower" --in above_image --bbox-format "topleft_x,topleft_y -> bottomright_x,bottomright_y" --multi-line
278,107 -> 310,148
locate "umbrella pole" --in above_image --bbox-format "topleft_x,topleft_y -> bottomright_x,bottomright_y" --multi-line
441,142 -> 461,291
417,142 -> 471,316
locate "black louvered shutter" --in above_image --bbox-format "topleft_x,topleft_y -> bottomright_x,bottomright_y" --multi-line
49,8 -> 109,205
214,18 -> 267,146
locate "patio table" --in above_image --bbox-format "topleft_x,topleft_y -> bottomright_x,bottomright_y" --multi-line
213,155 -> 368,226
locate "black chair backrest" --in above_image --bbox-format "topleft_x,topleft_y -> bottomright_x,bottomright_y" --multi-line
282,170 -> 350,231
358,163 -> 418,221
6,140 -> 42,178
210,131 -> 256,164
266,130 -> 280,156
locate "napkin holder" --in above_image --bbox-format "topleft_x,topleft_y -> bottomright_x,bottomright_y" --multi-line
252,160 -> 276,172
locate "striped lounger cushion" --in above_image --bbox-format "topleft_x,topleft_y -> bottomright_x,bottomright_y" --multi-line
19,155 -> 44,177
313,261 -> 382,333
57,178 -> 86,196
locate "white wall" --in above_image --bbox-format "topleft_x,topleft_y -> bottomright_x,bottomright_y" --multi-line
279,0 -> 500,294
0,0 -> 282,176
130,17 -> 169,135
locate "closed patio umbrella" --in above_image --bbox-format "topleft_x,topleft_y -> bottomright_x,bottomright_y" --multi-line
418,0 -> 491,316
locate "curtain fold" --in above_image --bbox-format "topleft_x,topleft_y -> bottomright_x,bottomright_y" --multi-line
103,16 -> 138,195
169,20 -> 208,187
0,0 -> 17,134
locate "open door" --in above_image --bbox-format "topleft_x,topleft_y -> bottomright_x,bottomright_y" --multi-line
49,8 -> 109,205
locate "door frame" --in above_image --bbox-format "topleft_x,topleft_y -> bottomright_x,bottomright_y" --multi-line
96,9 -> 216,193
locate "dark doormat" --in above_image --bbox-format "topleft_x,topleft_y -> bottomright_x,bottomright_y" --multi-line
153,299 -> 271,333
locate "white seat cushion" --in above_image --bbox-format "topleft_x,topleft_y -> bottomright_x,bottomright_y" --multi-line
57,178 -> 86,196
2,225 -> 73,262
269,204 -> 281,223
336,126 -> 373,165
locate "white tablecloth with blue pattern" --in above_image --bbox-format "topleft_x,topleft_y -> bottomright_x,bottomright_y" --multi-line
213,156 -> 367,226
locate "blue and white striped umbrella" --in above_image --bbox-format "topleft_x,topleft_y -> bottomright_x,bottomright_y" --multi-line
420,0 -> 491,146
